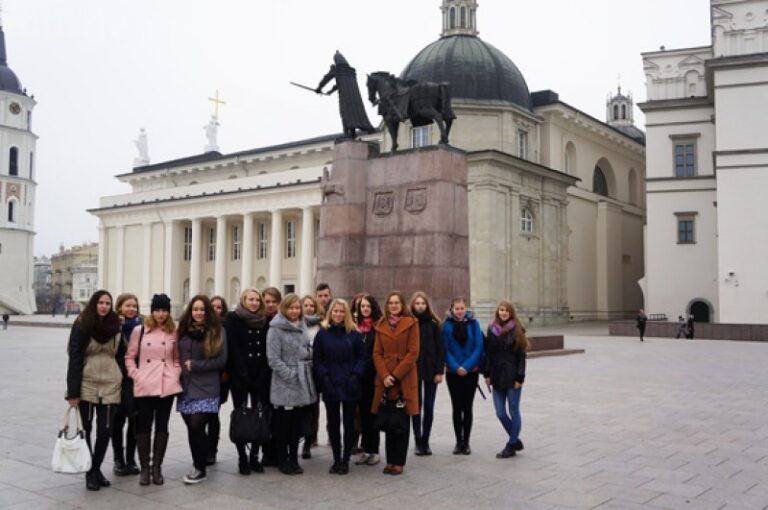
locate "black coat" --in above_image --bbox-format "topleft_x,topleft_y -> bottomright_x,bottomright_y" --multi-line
484,327 -> 526,390
415,315 -> 445,381
224,312 -> 271,391
313,325 -> 366,402
359,327 -> 377,381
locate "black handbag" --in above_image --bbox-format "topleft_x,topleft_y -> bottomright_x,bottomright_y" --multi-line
230,402 -> 272,445
375,389 -> 409,434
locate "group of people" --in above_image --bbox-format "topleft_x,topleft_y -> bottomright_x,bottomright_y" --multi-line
65,283 -> 529,490
634,309 -> 696,342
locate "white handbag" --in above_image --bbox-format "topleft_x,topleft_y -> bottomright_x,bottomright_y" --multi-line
51,406 -> 92,474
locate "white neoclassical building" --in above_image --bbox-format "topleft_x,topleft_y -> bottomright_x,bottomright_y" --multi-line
93,0 -> 646,324
640,0 -> 768,324
0,24 -> 36,315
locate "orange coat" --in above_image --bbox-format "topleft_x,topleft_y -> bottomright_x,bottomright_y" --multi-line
371,317 -> 420,416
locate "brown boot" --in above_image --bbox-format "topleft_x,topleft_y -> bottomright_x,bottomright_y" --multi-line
151,432 -> 169,485
136,433 -> 151,486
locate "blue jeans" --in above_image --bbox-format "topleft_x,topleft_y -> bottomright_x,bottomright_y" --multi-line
492,387 -> 522,446
412,379 -> 438,441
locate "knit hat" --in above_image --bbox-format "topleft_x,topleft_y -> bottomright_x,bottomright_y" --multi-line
151,293 -> 171,312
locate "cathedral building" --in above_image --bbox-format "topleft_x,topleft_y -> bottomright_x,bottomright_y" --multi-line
0,23 -> 36,315
92,0 -> 646,324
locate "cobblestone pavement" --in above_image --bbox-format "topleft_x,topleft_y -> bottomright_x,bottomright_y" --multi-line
1,325 -> 766,509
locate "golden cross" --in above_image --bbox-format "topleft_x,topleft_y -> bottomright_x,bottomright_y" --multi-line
208,89 -> 226,119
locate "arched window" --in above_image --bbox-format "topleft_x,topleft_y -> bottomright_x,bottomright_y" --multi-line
612,105 -> 619,121
564,142 -> 577,175
205,278 -> 215,297
593,167 -> 609,197
450,7 -> 456,29
460,6 -> 467,28
230,277 -> 241,305
7,200 -> 16,223
621,104 -> 627,119
521,208 -> 534,233
9,147 -> 18,176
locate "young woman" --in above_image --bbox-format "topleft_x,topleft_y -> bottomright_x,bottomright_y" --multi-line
263,287 -> 282,322
354,295 -> 383,466
266,294 -> 317,475
313,299 -> 366,474
443,297 -> 484,455
485,301 -> 528,458
372,291 -> 419,476
408,291 -> 445,456
177,295 -> 227,484
301,294 -> 324,459
66,290 -> 122,491
125,294 -> 181,485
112,293 -> 141,477
206,295 -> 229,465
224,289 -> 270,475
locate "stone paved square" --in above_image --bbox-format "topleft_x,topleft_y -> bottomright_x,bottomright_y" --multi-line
1,323 -> 767,509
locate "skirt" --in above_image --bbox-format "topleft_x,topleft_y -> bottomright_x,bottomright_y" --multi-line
176,396 -> 220,415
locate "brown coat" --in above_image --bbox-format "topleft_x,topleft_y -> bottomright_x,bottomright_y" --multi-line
371,317 -> 420,416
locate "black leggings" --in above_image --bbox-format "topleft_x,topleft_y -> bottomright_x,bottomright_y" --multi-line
446,371 -> 479,444
273,406 -> 309,467
135,396 -> 174,434
358,379 -> 380,454
111,410 -> 136,462
182,413 -> 215,472
325,400 -> 357,463
79,401 -> 115,472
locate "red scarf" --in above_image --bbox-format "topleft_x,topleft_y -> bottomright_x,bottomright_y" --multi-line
358,317 -> 375,333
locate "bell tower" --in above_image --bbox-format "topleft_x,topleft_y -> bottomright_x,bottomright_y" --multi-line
441,0 -> 479,37
606,84 -> 634,127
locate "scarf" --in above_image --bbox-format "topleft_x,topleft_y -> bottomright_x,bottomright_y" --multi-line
489,320 -> 515,341
121,316 -> 140,341
388,314 -> 402,330
358,317 -> 375,333
304,314 -> 322,328
92,312 -> 121,343
414,310 -> 432,323
235,303 -> 266,329
187,322 -> 206,342
449,313 -> 468,346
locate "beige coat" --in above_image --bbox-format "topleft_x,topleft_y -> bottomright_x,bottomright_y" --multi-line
79,335 -> 123,404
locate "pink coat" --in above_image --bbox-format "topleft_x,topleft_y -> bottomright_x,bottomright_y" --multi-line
125,325 -> 182,398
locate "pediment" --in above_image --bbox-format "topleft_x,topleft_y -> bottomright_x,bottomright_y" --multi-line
679,54 -> 706,68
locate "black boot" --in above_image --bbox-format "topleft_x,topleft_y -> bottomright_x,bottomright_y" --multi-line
496,442 -> 516,459
94,469 -> 111,487
452,438 -> 463,455
249,444 -> 263,473
302,438 -> 312,459
414,437 -> 426,456
236,443 -> 250,475
85,469 -> 100,491
136,433 -> 151,486
125,433 -> 139,475
462,442 -> 472,455
514,438 -> 524,451
113,451 -> 130,476
423,438 -> 433,456
151,432 -> 168,485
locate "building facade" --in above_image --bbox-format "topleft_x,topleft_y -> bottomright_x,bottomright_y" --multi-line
50,242 -> 99,301
71,263 -> 98,307
640,0 -> 768,324
0,24 -> 36,315
93,0 -> 646,324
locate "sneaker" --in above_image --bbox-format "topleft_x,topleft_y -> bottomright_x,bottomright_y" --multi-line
183,469 -> 207,484
365,453 -> 380,466
496,443 -> 516,459
354,453 -> 370,465
514,439 -> 524,451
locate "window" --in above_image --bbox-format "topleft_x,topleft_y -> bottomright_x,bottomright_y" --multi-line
207,228 -> 216,261
593,167 -> 609,196
183,227 -> 192,261
518,130 -> 528,160
286,221 -> 296,258
621,104 -> 627,119
450,7 -> 456,28
258,223 -> 268,259
29,152 -> 34,180
232,225 -> 241,260
676,213 -> 697,244
460,6 -> 467,28
7,200 -> 16,223
613,104 -> 619,121
521,208 -> 534,233
9,147 -> 18,176
411,126 -> 430,148
674,142 -> 696,177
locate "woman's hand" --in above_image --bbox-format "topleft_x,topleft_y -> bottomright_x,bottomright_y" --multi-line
184,360 -> 192,372
434,374 -> 443,384
383,375 -> 395,388
514,381 -> 523,390
457,367 -> 468,376
485,377 -> 491,388
67,398 -> 79,408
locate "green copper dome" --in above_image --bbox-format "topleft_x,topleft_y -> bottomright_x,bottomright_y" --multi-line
401,35 -> 532,111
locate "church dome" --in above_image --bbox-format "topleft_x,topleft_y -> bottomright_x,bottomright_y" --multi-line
401,34 -> 532,111
0,28 -> 23,95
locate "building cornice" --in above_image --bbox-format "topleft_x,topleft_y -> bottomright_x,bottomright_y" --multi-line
467,149 -> 580,187
638,97 -> 713,112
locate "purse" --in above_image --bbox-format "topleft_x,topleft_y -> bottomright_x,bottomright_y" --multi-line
51,406 -> 92,474
375,387 -> 409,434
230,401 -> 272,445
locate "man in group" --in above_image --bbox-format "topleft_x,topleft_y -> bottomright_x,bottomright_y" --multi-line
315,283 -> 332,312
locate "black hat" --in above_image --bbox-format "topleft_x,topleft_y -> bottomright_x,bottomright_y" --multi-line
151,294 -> 171,312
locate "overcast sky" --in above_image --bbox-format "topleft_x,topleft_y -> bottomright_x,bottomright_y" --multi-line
7,0 -> 711,257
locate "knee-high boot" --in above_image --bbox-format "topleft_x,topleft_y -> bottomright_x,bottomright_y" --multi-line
136,433 -> 151,486
151,432 -> 168,485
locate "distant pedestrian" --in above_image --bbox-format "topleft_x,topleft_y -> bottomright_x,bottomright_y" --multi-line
636,309 -> 647,342
686,315 -> 695,340
675,315 -> 686,339
2,313 -> 8,330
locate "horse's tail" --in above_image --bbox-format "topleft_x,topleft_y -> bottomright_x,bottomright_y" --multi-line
439,83 -> 456,120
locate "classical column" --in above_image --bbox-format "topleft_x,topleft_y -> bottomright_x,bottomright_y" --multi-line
299,207 -> 315,296
163,220 -> 176,296
215,216 -> 227,297
269,209 -> 283,288
190,218 -> 202,296
142,223 -> 152,304
115,225 -> 125,295
97,225 -> 106,289
241,212 -> 254,287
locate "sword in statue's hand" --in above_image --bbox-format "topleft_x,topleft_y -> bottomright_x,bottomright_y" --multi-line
290,82 -> 332,95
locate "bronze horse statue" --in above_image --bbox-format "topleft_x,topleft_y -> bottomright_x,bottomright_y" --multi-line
366,72 -> 455,152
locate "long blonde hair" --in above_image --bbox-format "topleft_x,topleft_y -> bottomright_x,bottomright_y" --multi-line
321,298 -> 359,333
144,313 -> 176,335
239,288 -> 264,313
408,291 -> 441,324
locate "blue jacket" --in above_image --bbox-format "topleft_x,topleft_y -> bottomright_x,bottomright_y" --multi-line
443,313 -> 484,374
313,324 -> 366,402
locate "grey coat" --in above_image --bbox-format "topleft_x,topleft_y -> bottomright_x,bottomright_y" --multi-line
179,329 -> 228,400
266,313 -> 317,408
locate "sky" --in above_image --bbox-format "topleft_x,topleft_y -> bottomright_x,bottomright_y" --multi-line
6,0 -> 712,257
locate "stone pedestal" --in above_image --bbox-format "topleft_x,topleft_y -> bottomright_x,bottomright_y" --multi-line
317,140 -> 469,315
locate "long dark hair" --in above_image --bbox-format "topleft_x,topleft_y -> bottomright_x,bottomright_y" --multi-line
354,294 -> 382,324
177,295 -> 222,359
75,289 -> 118,351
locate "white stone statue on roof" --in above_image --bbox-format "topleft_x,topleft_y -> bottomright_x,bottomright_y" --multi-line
204,116 -> 220,153
133,127 -> 150,168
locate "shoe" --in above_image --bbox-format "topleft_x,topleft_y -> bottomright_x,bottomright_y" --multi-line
302,442 -> 312,460
151,432 -> 168,486
338,462 -> 349,475
354,453 -> 370,465
125,459 -> 140,475
389,465 -> 404,475
238,457 -> 251,475
382,464 -> 393,474
329,462 -> 340,474
462,442 -> 472,455
366,453 -> 380,466
414,438 -> 426,456
291,463 -> 304,475
423,439 -> 433,456
85,470 -> 100,491
249,452 -> 262,473
94,470 -> 111,487
496,443 -> 516,459
113,458 -> 130,477
139,465 -> 151,486
278,462 -> 294,475
453,442 -> 463,455
206,452 -> 217,466
183,469 -> 207,484
514,439 -> 524,451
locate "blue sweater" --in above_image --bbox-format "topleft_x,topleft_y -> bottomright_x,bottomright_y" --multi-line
443,313 -> 484,373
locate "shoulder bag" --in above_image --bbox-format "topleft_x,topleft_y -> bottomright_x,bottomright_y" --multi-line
375,386 -> 409,434
51,406 -> 92,474
230,401 -> 272,445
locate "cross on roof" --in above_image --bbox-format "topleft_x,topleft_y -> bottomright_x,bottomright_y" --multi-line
208,89 -> 226,119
